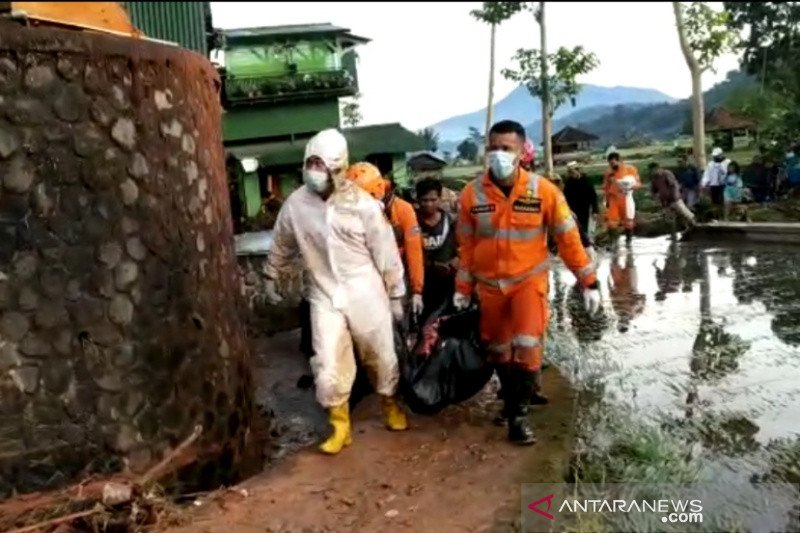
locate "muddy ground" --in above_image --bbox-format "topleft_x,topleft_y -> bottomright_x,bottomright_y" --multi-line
164,329 -> 577,533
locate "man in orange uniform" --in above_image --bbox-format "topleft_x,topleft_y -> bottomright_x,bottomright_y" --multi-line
602,151 -> 641,244
345,163 -> 425,318
454,120 -> 602,445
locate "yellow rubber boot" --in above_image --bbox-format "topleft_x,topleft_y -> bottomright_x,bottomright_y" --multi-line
319,403 -> 352,455
381,396 -> 408,431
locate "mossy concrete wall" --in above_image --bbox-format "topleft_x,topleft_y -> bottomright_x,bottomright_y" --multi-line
0,23 -> 257,498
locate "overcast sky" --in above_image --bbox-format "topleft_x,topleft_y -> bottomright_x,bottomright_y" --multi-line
210,2 -> 741,131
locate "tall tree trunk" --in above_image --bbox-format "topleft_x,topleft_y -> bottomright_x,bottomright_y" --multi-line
539,1 -> 554,177
673,1 -> 707,168
484,22 -> 496,141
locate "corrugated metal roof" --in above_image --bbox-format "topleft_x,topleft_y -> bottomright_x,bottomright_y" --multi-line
124,1 -> 209,55
223,23 -> 370,45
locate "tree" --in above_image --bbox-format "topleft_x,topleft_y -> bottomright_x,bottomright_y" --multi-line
672,2 -> 738,169
417,127 -> 440,152
470,2 -> 525,139
502,44 -> 599,174
340,93 -> 363,128
457,139 -> 479,162
724,2 -> 800,145
468,126 -> 485,146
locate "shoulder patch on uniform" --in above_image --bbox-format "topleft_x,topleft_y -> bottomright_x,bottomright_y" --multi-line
555,200 -> 572,220
512,197 -> 541,213
471,204 -> 496,215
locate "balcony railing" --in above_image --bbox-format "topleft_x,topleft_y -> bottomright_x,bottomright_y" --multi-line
223,69 -> 357,106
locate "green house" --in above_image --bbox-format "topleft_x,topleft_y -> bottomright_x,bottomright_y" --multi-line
218,24 -> 365,224
124,6 -> 425,230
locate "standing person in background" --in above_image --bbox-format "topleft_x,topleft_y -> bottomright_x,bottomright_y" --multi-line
723,161 -> 748,221
415,178 -> 458,321
454,120 -> 601,446
701,147 -> 730,211
602,151 -> 641,245
345,164 -> 425,322
675,154 -> 701,209
563,161 -> 599,236
785,144 -> 800,196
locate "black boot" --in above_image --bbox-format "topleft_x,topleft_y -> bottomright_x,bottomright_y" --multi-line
493,365 -> 510,426
529,370 -> 549,405
624,228 -> 634,244
505,370 -> 536,445
493,365 -> 529,426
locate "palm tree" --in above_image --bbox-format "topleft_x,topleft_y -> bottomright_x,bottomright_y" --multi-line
417,127 -> 440,152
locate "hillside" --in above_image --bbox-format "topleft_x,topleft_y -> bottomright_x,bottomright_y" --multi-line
429,84 -> 676,142
530,69 -> 755,145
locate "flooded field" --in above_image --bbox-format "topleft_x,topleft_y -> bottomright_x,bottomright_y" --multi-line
548,235 -> 800,531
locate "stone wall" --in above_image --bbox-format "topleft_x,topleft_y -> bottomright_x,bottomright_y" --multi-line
0,23 -> 257,499
238,254 -> 304,336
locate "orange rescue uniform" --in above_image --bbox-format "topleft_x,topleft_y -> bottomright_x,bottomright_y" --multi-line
385,189 -> 425,296
602,163 -> 641,230
456,169 -> 597,371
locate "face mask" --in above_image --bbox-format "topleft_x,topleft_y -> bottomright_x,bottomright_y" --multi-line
487,150 -> 517,183
303,169 -> 329,193
610,163 -> 619,171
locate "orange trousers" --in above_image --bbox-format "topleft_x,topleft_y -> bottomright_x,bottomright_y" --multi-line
606,197 -> 634,230
477,278 -> 547,372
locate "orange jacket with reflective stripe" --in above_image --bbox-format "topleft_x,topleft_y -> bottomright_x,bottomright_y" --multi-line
455,169 -> 597,296
602,163 -> 641,200
387,196 -> 425,295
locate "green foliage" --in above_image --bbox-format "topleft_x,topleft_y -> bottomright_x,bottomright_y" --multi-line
681,2 -> 739,73
724,2 -> 800,145
501,46 -> 599,117
340,94 -> 362,128
725,2 -> 800,80
725,85 -> 784,124
469,1 -> 525,25
417,127 -> 440,152
467,126 -> 485,146
456,139 -> 479,162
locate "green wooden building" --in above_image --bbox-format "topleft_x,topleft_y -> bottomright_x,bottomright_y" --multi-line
125,5 -> 424,229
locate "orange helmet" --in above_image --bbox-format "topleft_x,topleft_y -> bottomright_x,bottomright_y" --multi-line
344,162 -> 387,200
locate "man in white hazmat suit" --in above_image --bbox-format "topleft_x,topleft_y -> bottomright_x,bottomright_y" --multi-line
263,129 -> 409,455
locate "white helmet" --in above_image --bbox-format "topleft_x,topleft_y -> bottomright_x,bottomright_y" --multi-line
304,129 -> 349,174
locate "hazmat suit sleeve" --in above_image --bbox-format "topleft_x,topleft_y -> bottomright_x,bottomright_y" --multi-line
396,200 -> 425,295
454,185 -> 476,296
264,202 -> 298,281
363,199 -> 406,300
544,183 -> 598,288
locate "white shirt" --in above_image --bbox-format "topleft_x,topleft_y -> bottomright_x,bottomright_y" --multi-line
702,158 -> 730,187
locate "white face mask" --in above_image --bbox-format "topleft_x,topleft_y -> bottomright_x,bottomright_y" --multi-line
303,169 -> 330,193
487,150 -> 517,183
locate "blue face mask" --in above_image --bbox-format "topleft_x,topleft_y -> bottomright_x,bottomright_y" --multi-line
487,150 -> 518,183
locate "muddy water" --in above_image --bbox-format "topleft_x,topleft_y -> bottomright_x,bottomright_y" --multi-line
548,235 -> 800,527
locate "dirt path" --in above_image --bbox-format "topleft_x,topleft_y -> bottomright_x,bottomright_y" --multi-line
164,330 -> 577,533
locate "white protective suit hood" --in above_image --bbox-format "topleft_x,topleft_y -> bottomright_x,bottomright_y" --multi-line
304,129 -> 350,189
